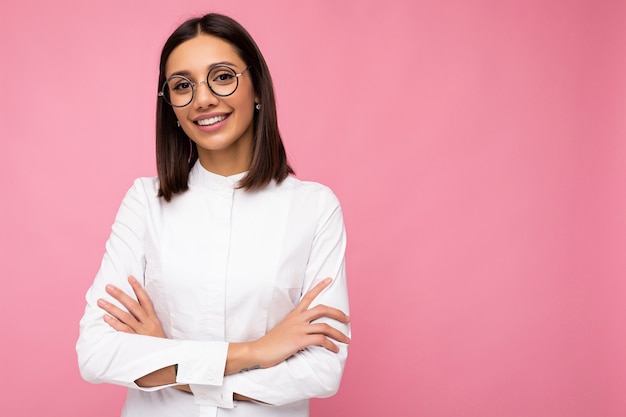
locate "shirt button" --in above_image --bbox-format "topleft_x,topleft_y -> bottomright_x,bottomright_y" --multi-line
207,369 -> 214,381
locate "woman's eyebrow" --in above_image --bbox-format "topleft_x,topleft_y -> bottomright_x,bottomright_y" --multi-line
210,61 -> 239,69
168,61 -> 240,78
168,69 -> 192,78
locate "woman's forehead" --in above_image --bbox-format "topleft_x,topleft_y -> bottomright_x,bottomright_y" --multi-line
166,34 -> 244,76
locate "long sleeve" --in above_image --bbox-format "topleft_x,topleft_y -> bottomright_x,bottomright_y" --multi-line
191,185 -> 350,406
78,165 -> 351,415
76,178 -> 228,390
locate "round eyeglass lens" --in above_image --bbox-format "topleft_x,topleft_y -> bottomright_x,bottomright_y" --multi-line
160,66 -> 241,107
208,66 -> 239,97
162,75 -> 194,107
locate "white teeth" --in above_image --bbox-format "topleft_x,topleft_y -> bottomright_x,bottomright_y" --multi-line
197,115 -> 227,126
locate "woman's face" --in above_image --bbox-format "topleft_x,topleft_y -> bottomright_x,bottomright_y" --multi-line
165,34 -> 257,172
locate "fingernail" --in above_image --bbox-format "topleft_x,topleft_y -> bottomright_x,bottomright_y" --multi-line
97,299 -> 107,307
323,277 -> 332,284
128,276 -> 136,283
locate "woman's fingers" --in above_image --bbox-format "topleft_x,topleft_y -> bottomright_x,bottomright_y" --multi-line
295,277 -> 332,312
103,314 -> 135,333
251,276 -> 351,368
97,298 -> 138,330
128,276 -> 157,316
299,330 -> 348,354
105,283 -> 147,323
98,276 -> 166,338
303,304 -> 350,324
316,336 -> 341,353
302,323 -> 350,354
307,322 -> 351,345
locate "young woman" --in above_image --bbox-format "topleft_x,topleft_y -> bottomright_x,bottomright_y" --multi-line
76,13 -> 350,417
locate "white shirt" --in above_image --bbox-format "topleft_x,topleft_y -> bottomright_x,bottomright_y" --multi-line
76,161 -> 350,417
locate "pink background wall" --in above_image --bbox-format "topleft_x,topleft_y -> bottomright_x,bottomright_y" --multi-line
2,0 -> 625,416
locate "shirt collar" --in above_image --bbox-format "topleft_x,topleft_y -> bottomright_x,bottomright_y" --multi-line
189,160 -> 248,190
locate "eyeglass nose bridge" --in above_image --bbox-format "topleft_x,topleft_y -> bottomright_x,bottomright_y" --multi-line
157,78 -> 226,108
190,79 -> 239,106
190,79 -> 215,100
159,66 -> 249,107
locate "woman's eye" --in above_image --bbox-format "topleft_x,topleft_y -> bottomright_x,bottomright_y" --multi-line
212,72 -> 235,84
173,82 -> 191,91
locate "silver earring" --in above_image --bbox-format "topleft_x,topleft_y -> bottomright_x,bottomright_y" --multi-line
177,120 -> 181,128
255,103 -> 261,110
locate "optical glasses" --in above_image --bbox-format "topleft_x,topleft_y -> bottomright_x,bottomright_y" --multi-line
158,65 -> 250,108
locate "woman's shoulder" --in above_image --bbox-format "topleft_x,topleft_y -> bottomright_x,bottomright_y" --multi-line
281,175 -> 333,192
278,176 -> 342,208
118,176 -> 160,206
129,176 -> 160,196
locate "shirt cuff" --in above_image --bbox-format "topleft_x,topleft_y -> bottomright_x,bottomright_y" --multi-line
189,383 -> 236,408
175,340 -> 228,386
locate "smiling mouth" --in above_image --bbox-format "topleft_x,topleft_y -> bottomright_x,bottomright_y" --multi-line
195,114 -> 229,126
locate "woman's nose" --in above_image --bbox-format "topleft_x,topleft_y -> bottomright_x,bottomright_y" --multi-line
193,81 -> 219,107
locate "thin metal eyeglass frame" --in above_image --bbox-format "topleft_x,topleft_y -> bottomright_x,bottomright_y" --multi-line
158,65 -> 251,108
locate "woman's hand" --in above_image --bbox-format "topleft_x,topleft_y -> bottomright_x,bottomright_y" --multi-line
98,276 -> 185,390
249,277 -> 350,370
97,276 -> 166,338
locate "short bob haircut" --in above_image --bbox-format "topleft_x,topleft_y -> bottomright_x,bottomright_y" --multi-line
156,13 -> 293,201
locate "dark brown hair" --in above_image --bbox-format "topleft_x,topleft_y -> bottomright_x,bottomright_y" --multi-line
156,13 -> 293,201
